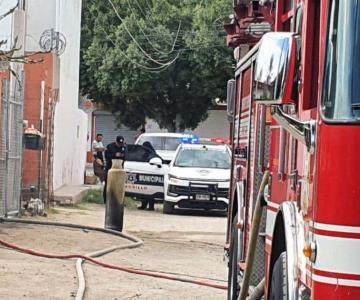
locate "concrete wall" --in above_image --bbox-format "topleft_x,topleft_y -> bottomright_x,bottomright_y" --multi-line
145,109 -> 229,138
187,109 -> 229,138
25,0 -> 88,190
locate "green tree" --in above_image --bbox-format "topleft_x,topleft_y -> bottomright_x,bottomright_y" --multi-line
80,0 -> 233,131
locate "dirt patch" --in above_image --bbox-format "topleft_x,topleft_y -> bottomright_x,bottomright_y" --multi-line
0,203 -> 228,299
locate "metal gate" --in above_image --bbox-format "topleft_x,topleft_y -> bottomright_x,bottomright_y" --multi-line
0,73 -> 24,217
94,111 -> 138,146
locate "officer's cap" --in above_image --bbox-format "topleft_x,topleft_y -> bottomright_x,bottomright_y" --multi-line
116,136 -> 125,143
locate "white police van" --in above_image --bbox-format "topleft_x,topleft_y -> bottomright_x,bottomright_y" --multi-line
135,133 -> 191,164
125,133 -> 195,201
124,144 -> 168,201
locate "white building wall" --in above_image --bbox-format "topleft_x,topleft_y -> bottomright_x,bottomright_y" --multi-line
25,1 -> 56,50
0,0 -> 18,48
86,110 -> 93,151
52,0 -> 87,189
26,0 -> 88,189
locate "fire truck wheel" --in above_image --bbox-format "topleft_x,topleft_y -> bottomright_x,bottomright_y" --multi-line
227,214 -> 240,300
270,251 -> 288,300
163,201 -> 174,214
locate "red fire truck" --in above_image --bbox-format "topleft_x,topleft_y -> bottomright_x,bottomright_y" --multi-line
224,1 -> 360,299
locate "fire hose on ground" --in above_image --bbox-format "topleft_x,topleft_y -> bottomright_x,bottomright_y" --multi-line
0,163 -> 268,299
0,217 -> 228,300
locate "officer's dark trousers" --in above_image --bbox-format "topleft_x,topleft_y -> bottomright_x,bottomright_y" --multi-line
140,198 -> 155,210
103,172 -> 108,203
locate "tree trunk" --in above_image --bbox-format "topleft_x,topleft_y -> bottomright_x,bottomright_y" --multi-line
175,114 -> 183,133
167,122 -> 176,132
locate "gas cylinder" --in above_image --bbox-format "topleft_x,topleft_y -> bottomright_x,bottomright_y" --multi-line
105,159 -> 126,231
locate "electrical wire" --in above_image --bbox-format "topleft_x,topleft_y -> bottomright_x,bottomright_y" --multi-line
90,0 -> 237,71
106,0 -> 179,67
133,0 -> 146,18
125,0 -> 181,56
99,26 -> 180,72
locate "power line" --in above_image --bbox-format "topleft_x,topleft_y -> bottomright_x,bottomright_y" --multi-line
125,0 -> 181,56
133,0 -> 147,18
98,26 -> 180,72
106,0 -> 180,67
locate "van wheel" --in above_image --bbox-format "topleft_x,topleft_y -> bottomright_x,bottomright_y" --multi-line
270,251 -> 288,300
163,201 -> 174,214
227,214 -> 240,300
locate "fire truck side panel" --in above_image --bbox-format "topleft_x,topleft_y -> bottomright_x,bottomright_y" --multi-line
316,125 -> 360,226
312,282 -> 360,300
227,48 -> 270,285
226,0 -> 360,299
311,124 -> 360,295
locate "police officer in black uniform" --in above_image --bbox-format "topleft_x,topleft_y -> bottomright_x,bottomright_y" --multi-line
103,136 -> 128,203
137,141 -> 157,211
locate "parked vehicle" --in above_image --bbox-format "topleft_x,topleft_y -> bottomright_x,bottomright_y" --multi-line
124,144 -> 168,201
224,1 -> 360,300
135,133 -> 193,163
163,143 -> 231,214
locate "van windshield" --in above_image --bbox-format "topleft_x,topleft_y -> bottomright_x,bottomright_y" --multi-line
322,0 -> 360,121
137,136 -> 183,151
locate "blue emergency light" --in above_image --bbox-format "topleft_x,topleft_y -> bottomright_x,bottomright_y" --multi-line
182,136 -> 199,144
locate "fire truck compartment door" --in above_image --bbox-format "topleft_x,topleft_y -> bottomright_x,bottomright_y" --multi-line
236,181 -> 246,261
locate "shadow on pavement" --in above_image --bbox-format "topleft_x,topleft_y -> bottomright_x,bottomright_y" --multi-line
171,208 -> 227,218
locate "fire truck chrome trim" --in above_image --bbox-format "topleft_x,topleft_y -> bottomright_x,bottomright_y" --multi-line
277,202 -> 301,300
272,106 -> 317,153
235,44 -> 259,76
265,209 -> 276,238
267,201 -> 280,210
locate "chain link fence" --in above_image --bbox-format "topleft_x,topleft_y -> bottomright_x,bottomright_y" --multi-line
0,72 -> 24,217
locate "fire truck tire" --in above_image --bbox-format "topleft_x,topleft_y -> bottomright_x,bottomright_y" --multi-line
163,201 -> 174,214
270,251 -> 288,300
227,214 -> 240,300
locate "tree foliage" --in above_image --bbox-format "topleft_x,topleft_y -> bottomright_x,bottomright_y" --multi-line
80,0 -> 233,131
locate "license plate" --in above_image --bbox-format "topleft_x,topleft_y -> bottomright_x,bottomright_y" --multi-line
196,194 -> 210,201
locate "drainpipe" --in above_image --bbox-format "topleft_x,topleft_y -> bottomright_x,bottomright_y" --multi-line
38,81 -> 45,199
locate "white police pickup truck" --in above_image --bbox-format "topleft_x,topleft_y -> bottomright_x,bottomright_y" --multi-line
163,143 -> 231,214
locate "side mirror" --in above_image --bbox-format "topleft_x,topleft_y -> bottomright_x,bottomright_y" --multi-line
227,79 -> 236,122
149,157 -> 162,168
253,32 -> 297,104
